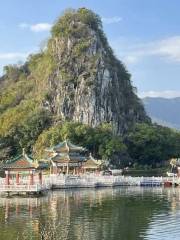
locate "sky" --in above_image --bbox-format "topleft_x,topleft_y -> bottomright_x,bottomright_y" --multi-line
0,0 -> 180,98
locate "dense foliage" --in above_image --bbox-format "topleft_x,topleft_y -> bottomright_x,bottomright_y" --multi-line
51,8 -> 102,38
125,123 -> 180,168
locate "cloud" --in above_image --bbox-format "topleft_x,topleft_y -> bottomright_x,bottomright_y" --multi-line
102,17 -> 122,24
30,23 -> 52,32
0,52 -> 29,60
19,22 -> 52,32
111,36 -> 180,65
139,90 -> 180,98
155,36 -> 180,62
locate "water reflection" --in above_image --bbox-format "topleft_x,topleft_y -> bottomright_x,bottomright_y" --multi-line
0,187 -> 179,239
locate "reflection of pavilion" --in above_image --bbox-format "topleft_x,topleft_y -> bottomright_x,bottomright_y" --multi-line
0,187 -> 171,240
45,140 -> 88,174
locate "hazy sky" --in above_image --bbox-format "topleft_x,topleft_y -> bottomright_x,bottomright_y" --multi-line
0,0 -> 180,98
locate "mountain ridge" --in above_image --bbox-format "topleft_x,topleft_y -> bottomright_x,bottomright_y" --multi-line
143,97 -> 180,129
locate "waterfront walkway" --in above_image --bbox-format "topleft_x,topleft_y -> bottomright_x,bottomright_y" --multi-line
50,175 -> 165,188
0,175 -> 178,195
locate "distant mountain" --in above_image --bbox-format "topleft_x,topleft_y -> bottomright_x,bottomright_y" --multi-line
143,97 -> 180,129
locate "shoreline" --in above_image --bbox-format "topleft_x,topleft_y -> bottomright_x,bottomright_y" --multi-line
0,175 -> 177,197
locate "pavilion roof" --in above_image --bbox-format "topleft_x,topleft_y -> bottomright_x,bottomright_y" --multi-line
1,154 -> 36,170
45,140 -> 87,154
51,152 -> 87,163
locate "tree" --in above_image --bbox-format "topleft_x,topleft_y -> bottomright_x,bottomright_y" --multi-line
126,123 -> 180,167
18,109 -> 52,153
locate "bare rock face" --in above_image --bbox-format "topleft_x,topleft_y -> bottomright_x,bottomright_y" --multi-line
45,8 -> 149,135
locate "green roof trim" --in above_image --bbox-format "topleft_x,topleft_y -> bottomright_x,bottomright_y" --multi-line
5,153 -> 33,164
1,153 -> 35,170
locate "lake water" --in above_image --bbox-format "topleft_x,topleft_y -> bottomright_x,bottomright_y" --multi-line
0,187 -> 180,240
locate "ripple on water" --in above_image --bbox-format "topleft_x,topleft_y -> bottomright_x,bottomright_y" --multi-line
0,187 -> 179,239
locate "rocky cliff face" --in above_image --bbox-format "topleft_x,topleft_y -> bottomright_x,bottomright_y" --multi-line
44,8 -> 149,135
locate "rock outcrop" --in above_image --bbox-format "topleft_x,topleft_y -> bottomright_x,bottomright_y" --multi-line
44,8 -> 149,134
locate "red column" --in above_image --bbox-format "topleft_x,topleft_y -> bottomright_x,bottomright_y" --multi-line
16,202 -> 19,215
53,166 -> 58,174
5,171 -> 10,185
29,172 -> 34,185
38,171 -> 42,185
16,172 -> 20,185
5,201 -> 9,220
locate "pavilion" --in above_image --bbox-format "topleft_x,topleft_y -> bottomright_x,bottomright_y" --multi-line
45,140 -> 88,174
82,153 -> 102,173
1,150 -> 44,185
